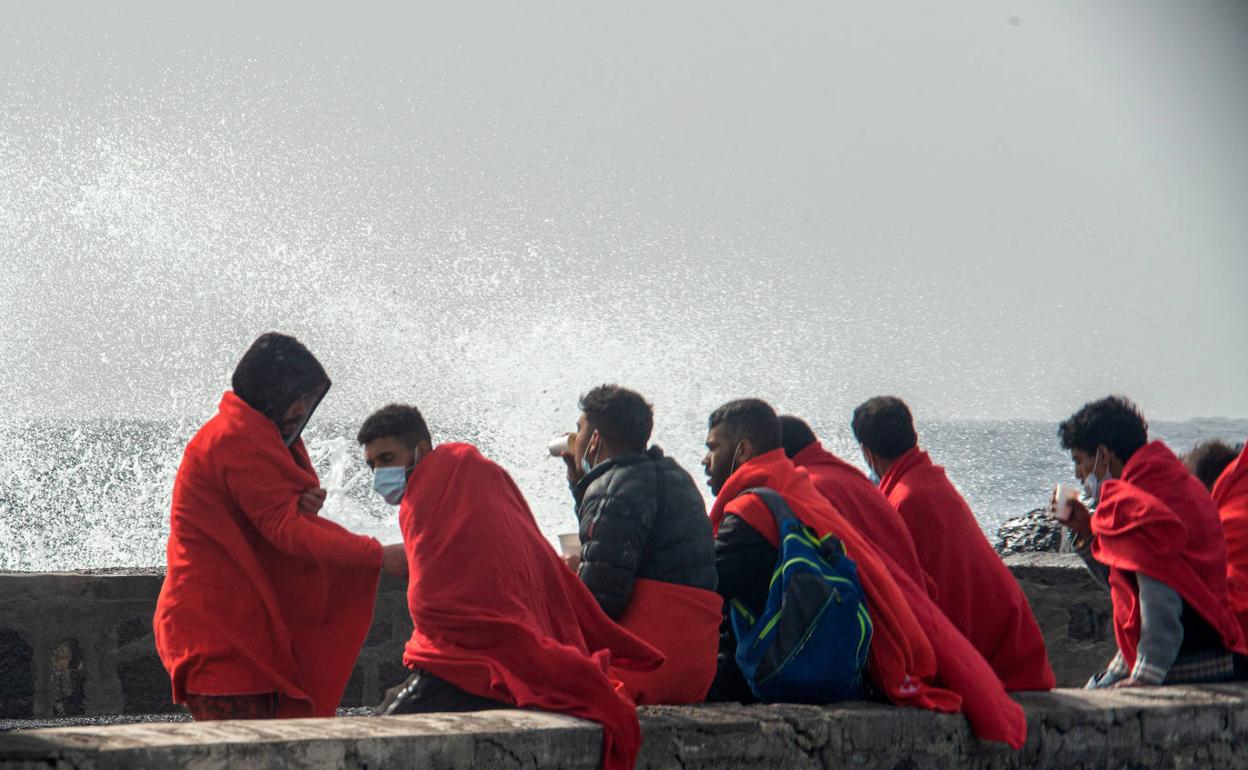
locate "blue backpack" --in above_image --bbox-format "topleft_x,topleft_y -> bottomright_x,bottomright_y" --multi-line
729,487 -> 873,704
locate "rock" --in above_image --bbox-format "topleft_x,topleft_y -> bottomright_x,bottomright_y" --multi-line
995,508 -> 1066,555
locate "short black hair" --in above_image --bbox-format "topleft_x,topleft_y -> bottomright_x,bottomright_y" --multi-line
1183,440 -> 1242,492
1058,395 -> 1148,462
356,403 -> 432,448
779,415 -> 818,458
579,384 -> 653,453
708,399 -> 782,454
851,396 -> 917,460
231,332 -> 330,424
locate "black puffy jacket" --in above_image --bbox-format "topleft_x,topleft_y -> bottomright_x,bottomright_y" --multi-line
571,446 -> 718,619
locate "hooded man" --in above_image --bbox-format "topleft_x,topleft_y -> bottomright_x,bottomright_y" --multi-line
1214,441 -> 1248,641
154,332 -> 407,720
779,414 -> 935,597
853,396 -> 1054,692
357,403 -> 662,770
704,398 -> 1026,748
1056,396 -> 1246,687
558,385 -> 722,705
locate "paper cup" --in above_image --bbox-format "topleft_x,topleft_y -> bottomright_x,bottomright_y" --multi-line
548,434 -> 575,457
1051,483 -> 1080,522
557,533 -> 581,557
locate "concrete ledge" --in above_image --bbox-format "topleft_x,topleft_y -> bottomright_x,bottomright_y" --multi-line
4,685 -> 1248,768
0,554 -> 1113,718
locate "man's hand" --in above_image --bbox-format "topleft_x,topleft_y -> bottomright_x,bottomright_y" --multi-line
298,487 -> 328,515
561,552 -> 582,572
381,543 -> 408,577
1062,497 -> 1094,540
562,451 -> 585,486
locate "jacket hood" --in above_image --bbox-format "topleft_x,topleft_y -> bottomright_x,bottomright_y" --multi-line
231,333 -> 330,437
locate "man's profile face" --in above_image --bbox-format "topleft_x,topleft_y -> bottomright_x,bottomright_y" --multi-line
278,384 -> 327,443
1071,447 -> 1101,482
364,435 -> 417,470
573,413 -> 595,469
702,424 -> 738,496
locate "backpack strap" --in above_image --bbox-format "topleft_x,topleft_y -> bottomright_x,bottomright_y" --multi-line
737,486 -> 800,533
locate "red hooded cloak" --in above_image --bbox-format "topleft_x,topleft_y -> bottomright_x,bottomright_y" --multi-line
154,391 -> 383,717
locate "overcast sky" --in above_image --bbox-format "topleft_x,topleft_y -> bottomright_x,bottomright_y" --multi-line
2,0 -> 1246,430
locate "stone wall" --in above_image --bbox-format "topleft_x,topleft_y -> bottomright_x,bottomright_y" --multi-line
0,572 -> 412,720
0,554 -> 1109,719
1003,553 -> 1116,687
5,685 -> 1248,769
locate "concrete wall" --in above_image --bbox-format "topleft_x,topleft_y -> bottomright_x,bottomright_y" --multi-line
0,554 -> 1109,719
5,685 -> 1248,769
0,572 -> 413,720
1004,553 -> 1116,688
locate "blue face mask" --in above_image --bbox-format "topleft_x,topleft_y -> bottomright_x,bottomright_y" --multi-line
372,466 -> 410,505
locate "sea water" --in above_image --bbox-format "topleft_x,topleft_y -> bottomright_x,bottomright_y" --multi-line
1,414 -> 1243,571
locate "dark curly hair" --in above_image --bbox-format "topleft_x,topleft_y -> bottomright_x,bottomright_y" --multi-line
708,398 -> 782,454
356,403 -> 432,448
1058,395 -> 1148,462
579,385 -> 653,453
1183,439 -> 1242,492
851,396 -> 917,460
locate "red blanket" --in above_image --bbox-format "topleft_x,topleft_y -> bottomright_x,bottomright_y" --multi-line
610,578 -> 722,705
1214,442 -> 1248,639
879,447 -> 1054,692
154,391 -> 383,717
710,449 -> 1026,748
793,442 -> 936,598
399,443 -> 662,770
1094,441 -> 1247,666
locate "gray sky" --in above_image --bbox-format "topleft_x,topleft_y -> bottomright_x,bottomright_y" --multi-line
2,0 -> 1246,428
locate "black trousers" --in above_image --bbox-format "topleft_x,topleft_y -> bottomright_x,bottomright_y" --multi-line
375,669 -> 514,716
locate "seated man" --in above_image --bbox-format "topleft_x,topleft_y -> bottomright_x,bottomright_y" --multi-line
853,396 -> 1054,691
705,399 -> 1025,747
780,414 -> 934,597
1184,439 -> 1242,492
559,385 -> 722,705
154,333 -> 407,720
1214,442 -> 1248,640
1056,396 -> 1246,687
357,404 -> 662,770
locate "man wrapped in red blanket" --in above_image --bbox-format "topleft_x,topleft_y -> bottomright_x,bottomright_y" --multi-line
357,404 -> 663,770
155,333 -> 407,720
1055,396 -> 1245,688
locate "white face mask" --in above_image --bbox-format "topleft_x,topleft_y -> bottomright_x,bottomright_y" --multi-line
1082,448 -> 1107,505
580,431 -> 601,475
862,450 -> 880,485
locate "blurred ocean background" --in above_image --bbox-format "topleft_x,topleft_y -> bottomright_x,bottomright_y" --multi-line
2,414 -> 1243,571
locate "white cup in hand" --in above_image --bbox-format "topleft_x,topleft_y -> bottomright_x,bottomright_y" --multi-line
1051,483 -> 1080,522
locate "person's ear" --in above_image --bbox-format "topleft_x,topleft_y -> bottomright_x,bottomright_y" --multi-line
737,438 -> 756,464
